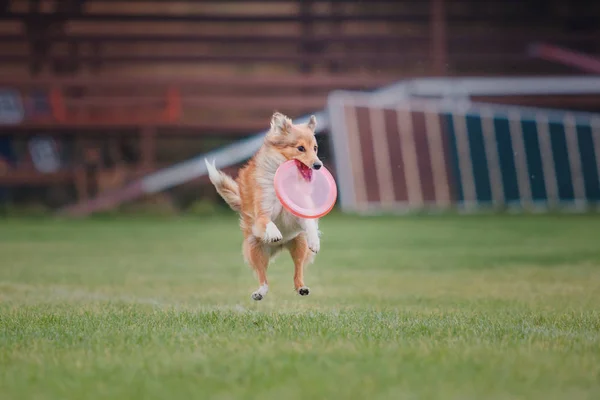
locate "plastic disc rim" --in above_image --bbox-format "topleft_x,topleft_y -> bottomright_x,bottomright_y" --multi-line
274,160 -> 337,219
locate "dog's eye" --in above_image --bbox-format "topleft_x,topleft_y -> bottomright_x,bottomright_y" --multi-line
314,146 -> 318,152
297,146 -> 305,152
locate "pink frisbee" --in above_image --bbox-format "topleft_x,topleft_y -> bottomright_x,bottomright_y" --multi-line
274,160 -> 337,219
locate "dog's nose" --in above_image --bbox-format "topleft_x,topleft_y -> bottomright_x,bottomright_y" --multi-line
313,162 -> 322,170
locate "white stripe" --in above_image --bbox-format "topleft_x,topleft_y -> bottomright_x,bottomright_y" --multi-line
327,93 -> 358,213
345,104 -> 368,210
424,105 -> 451,207
535,113 -> 559,207
396,105 -> 423,208
508,110 -> 532,208
564,113 -> 586,203
480,108 -> 505,207
369,107 -> 395,206
452,113 -> 477,208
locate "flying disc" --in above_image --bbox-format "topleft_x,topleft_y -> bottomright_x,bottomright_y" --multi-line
274,160 -> 337,219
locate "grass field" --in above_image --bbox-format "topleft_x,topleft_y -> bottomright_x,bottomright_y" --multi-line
1,213 -> 599,399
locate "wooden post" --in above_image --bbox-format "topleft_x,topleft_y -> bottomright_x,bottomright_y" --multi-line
140,126 -> 157,172
74,137 -> 88,201
74,166 -> 88,202
430,0 -> 447,76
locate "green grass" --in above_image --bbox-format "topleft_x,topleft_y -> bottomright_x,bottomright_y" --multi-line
1,213 -> 599,400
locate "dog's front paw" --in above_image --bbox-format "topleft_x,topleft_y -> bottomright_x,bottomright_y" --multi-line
307,235 -> 320,254
263,221 -> 283,243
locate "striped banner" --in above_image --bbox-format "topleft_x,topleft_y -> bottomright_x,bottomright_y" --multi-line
328,95 -> 600,213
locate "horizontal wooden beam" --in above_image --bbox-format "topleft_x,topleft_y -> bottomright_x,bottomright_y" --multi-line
187,95 -> 325,110
58,94 -> 325,110
0,74 -> 398,90
0,11 -> 558,24
2,32 -> 598,46
1,11 -> 430,23
0,169 -> 75,185
0,164 -> 169,186
0,54 -> 410,64
0,33 -> 411,44
0,53 -> 528,65
1,120 -> 273,135
60,0 -> 409,3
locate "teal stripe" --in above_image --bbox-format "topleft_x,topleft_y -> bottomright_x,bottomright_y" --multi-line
493,117 -> 520,203
548,122 -> 575,201
444,113 -> 464,203
521,120 -> 547,201
576,124 -> 600,201
465,115 -> 492,203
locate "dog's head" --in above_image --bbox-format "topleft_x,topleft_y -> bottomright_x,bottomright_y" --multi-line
266,112 -> 321,181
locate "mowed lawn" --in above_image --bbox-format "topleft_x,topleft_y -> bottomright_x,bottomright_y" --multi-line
1,213 -> 599,400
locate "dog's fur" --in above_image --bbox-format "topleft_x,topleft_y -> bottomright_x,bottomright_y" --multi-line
205,112 -> 322,300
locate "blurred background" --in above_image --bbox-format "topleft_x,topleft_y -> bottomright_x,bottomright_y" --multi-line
0,0 -> 599,216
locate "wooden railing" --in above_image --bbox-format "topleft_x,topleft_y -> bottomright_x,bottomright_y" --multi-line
1,0 -> 599,208
1,0 -> 598,75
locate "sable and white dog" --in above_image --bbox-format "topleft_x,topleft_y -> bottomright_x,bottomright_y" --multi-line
205,112 -> 322,300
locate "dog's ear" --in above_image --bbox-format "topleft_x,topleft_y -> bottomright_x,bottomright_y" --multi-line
270,112 -> 293,135
307,115 -> 317,131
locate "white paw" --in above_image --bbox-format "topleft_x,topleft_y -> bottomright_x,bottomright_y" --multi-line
251,284 -> 268,301
307,235 -> 320,254
263,222 -> 283,243
297,286 -> 310,296
251,292 -> 263,301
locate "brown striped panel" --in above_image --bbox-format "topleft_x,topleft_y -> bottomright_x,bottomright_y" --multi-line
411,111 -> 436,203
438,113 -> 458,202
355,106 -> 381,203
383,108 -> 409,202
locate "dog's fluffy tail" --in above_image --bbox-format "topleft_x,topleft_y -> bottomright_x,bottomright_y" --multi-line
204,159 -> 241,212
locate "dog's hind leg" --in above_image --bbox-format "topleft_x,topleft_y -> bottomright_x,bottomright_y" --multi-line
243,237 -> 270,301
287,234 -> 313,296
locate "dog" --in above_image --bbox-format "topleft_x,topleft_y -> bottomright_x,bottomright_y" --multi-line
205,112 -> 322,301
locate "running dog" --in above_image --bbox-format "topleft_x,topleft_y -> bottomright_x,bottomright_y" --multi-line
205,112 -> 322,300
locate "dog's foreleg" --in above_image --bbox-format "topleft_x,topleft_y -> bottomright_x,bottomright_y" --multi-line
287,235 -> 312,296
243,237 -> 270,301
301,218 -> 320,254
252,214 -> 282,244
252,188 -> 282,243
